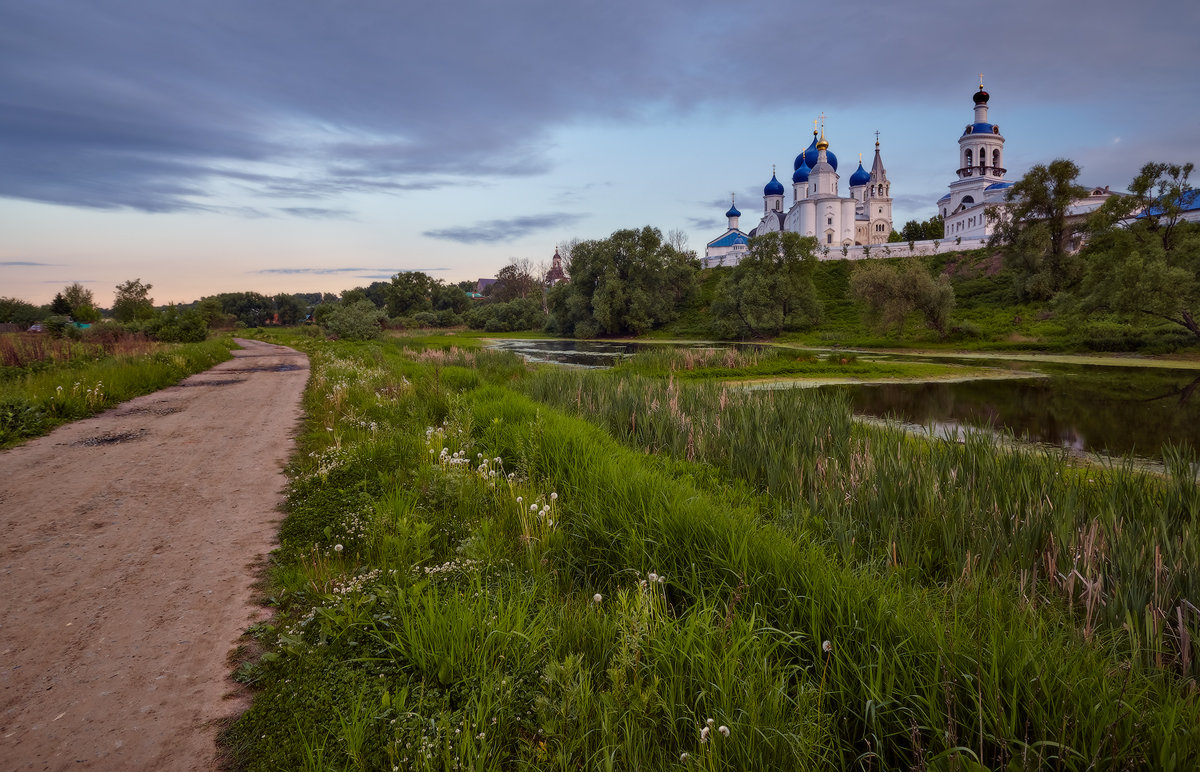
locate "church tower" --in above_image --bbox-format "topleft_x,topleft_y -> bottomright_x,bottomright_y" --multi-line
863,135 -> 893,244
939,76 -> 1010,241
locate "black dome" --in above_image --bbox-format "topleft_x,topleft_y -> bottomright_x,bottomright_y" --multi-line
973,86 -> 990,105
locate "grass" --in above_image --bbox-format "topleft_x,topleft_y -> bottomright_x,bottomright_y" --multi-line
611,345 -> 1003,384
0,335 -> 235,447
222,330 -> 1200,770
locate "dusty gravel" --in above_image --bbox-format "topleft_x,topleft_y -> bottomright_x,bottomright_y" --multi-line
0,338 -> 308,770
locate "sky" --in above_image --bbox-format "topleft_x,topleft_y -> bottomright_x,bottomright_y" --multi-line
2,0 -> 1198,306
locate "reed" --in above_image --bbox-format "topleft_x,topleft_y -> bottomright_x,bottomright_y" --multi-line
224,333 -> 1200,770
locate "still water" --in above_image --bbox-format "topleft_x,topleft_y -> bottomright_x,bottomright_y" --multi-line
491,340 -> 1200,462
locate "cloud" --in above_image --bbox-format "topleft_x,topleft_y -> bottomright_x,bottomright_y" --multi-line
1,1 -> 1196,215
0,260 -> 57,266
688,216 -> 721,230
424,213 -> 585,244
278,207 -> 354,219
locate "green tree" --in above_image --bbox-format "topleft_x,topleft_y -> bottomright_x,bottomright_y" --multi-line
49,293 -> 72,316
432,282 -> 469,314
112,279 -> 155,322
216,292 -> 274,326
324,299 -> 385,340
546,227 -> 697,337
386,272 -> 434,317
0,297 -> 45,327
272,293 -> 306,325
990,158 -> 1089,299
489,260 -> 541,303
710,231 -> 822,338
63,282 -> 99,319
849,261 -> 955,337
1073,162 -> 1200,340
898,216 -> 945,241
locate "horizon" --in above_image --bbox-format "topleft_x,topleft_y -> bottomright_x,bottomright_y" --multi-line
3,0 -> 1198,305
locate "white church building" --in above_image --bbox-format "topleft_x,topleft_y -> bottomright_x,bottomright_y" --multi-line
702,120 -> 894,268
936,81 -> 1012,241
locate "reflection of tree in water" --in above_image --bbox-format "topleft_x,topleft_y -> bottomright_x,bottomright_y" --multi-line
840,368 -> 1200,460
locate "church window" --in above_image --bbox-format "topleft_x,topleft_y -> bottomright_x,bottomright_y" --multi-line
827,216 -> 833,225
826,234 -> 832,244
965,149 -> 973,167
992,149 -> 1000,167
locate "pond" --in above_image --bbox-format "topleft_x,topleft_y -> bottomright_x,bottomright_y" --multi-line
489,339 -> 1200,463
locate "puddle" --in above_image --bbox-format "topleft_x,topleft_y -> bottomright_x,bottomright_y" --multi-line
73,429 -> 148,447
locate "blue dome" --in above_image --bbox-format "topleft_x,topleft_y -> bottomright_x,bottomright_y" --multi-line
802,138 -> 838,171
763,173 -> 785,197
792,156 -> 810,183
795,135 -> 818,170
967,122 -> 996,135
725,204 -> 741,217
985,181 -> 1011,191
849,161 -> 870,187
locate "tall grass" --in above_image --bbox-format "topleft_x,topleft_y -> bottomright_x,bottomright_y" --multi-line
522,367 -> 1200,679
224,333 -> 1200,770
0,336 -> 235,446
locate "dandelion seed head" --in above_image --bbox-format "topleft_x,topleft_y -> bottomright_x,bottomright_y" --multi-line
719,725 -> 729,737
822,640 -> 832,653
593,593 -> 602,603
334,544 -> 344,553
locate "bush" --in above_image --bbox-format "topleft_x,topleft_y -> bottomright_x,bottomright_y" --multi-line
465,297 -> 546,332
145,307 -> 209,343
323,300 -> 385,341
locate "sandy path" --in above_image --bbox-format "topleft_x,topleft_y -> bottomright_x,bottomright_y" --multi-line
0,338 -> 308,770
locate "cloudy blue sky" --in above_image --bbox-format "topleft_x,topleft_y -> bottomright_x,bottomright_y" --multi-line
2,0 -> 1198,305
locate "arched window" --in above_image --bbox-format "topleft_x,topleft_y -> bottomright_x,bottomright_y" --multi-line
965,149 -> 973,167
979,147 -> 986,166
992,149 -> 1000,167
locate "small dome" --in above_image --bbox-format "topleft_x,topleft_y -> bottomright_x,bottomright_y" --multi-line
985,181 -> 1012,191
937,193 -> 951,202
973,86 -> 990,105
796,134 -> 818,170
792,156 -> 810,183
967,122 -> 996,135
849,161 -> 870,187
726,203 -> 741,217
763,172 -> 785,197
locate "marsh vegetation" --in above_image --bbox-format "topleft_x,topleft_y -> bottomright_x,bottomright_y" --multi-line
224,331 -> 1199,770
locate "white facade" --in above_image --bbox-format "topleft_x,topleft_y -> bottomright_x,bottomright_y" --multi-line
705,122 -> 894,266
938,82 -> 1010,241
701,197 -> 750,268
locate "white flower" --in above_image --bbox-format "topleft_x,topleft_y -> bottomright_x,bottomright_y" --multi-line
333,544 -> 344,553
530,504 -> 538,511
706,718 -> 715,728
649,572 -> 658,583
516,496 -> 523,503
680,752 -> 689,761
822,640 -> 832,653
699,727 -> 709,744
593,593 -> 602,603
550,492 -> 557,500
718,725 -> 729,737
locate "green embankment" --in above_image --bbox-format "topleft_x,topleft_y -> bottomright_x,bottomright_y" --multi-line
656,249 -> 1200,355
223,331 -> 1199,770
0,336 -> 235,447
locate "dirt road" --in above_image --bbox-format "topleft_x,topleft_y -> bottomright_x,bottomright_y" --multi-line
0,338 -> 308,770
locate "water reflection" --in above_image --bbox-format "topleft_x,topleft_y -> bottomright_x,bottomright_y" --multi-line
488,339 -> 643,368
834,368 -> 1200,461
490,339 -> 1200,462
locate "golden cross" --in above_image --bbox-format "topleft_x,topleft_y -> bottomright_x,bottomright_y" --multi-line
979,72 -> 984,87
812,118 -> 819,134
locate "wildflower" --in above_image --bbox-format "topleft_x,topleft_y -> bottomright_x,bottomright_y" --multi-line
593,593 -> 602,603
649,572 -> 658,583
699,726 -> 709,744
334,544 -> 344,553
706,718 -> 715,728
680,752 -> 689,761
530,504 -> 537,511
718,725 -> 729,737
517,497 -> 523,503
822,640 -> 832,654
550,492 -> 558,500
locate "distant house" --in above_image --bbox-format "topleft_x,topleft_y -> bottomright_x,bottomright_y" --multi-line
1139,188 -> 1200,224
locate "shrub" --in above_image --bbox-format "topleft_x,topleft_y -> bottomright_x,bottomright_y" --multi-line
323,300 -> 385,341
